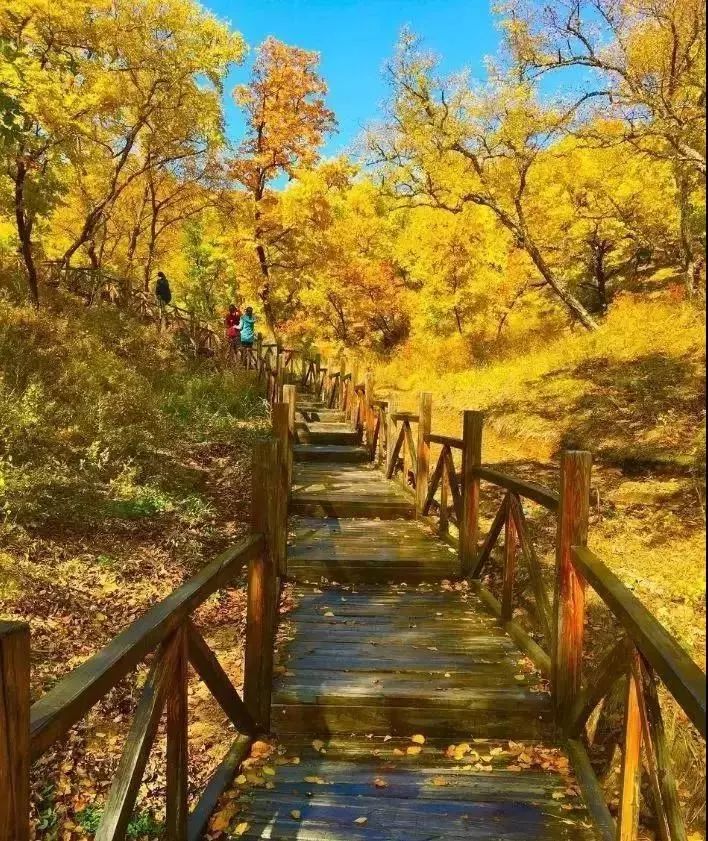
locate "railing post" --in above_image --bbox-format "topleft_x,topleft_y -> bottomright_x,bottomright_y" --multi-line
256,334 -> 263,374
283,385 -> 297,490
165,625 -> 188,841
501,502 -> 518,622
553,450 -> 592,726
244,439 -> 278,731
617,649 -> 643,841
314,354 -> 322,400
416,392 -> 432,517
350,363 -> 361,427
364,372 -> 375,458
271,403 -> 290,578
338,357 -> 346,410
460,411 -> 484,577
0,622 -> 30,841
386,395 -> 398,477
276,347 -> 285,403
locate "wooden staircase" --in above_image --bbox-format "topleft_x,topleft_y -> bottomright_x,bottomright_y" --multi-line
231,391 -> 600,840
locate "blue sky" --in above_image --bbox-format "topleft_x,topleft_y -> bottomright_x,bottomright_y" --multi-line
203,0 -> 501,156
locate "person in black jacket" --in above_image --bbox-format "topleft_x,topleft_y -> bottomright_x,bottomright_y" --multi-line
155,272 -> 172,308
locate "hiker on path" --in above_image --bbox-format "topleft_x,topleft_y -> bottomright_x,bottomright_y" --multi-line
155,271 -> 172,308
225,304 -> 242,348
239,306 -> 257,348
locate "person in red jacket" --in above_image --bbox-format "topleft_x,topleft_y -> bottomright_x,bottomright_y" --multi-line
225,304 -> 241,349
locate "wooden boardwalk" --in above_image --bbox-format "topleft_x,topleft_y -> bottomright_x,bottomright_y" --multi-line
232,392 -> 600,840
3,352 -> 703,841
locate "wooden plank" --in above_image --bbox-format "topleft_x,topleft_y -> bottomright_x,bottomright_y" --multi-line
386,395 -> 398,477
187,735 -> 252,841
385,425 -> 406,480
508,495 -> 553,641
186,621 -> 256,736
460,411 -> 484,577
364,372 -> 375,455
443,446 -> 463,524
0,623 -> 30,841
403,421 -> 418,476
244,440 -> 278,731
634,656 -> 687,841
617,655 -> 642,841
572,546 -> 706,737
566,739 -> 616,841
427,433 -> 464,449
567,636 -> 632,738
272,402 -> 290,577
553,451 -> 592,726
29,534 -> 263,759
95,638 -> 177,841
440,462 -> 450,537
474,467 -> 559,512
470,494 -> 508,579
501,502 -> 518,623
422,449 -> 446,516
165,626 -> 189,841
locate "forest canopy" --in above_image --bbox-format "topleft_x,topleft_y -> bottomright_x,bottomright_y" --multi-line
0,0 -> 705,351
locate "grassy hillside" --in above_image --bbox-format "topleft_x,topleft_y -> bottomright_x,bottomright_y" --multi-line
0,287 -> 269,838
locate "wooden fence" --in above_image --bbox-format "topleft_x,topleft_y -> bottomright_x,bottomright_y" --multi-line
44,263 -> 221,357
0,380 -> 304,839
1,349 -> 705,841
339,369 -> 707,841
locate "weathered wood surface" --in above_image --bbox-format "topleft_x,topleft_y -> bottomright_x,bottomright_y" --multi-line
291,463 -> 415,520
29,534 -> 263,759
287,517 -> 460,583
231,737 -> 599,840
273,582 -> 552,739
572,546 -> 707,737
0,623 -> 30,841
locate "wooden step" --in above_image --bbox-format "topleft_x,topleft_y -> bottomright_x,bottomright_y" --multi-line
291,465 -> 416,521
228,735 -> 598,840
298,409 -> 348,423
294,444 -> 370,464
297,423 -> 361,447
288,517 -> 460,582
273,583 -> 552,740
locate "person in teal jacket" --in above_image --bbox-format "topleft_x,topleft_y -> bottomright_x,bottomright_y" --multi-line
240,307 -> 257,347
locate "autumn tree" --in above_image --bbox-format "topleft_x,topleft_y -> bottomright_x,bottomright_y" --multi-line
59,0 -> 244,271
503,0 -> 707,292
0,0 -> 244,305
230,37 -> 336,330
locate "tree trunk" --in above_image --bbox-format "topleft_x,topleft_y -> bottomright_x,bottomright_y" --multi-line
521,235 -> 599,330
677,169 -> 701,298
14,160 -> 40,308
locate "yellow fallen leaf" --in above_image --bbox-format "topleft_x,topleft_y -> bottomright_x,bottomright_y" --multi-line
354,817 -> 368,825
312,739 -> 325,753
291,810 -> 302,820
234,823 -> 250,836
411,734 -> 426,745
407,746 -> 423,756
374,778 -> 388,788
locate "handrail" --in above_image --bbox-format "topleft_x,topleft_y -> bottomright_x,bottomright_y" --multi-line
473,466 -> 560,512
1,405 -> 299,837
391,411 -> 420,422
426,433 -> 463,449
572,546 -> 707,736
30,534 -> 264,759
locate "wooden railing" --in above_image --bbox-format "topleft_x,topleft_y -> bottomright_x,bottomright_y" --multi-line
44,263 -> 221,357
0,396 -> 298,840
338,369 -> 707,841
